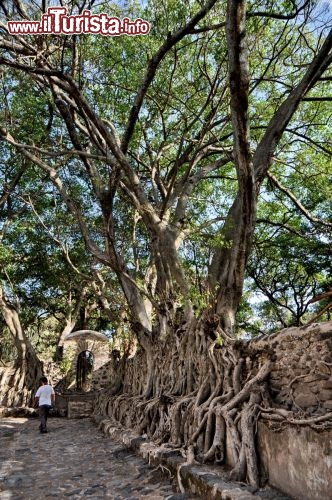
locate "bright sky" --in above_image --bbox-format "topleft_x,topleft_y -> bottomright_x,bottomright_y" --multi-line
317,0 -> 332,15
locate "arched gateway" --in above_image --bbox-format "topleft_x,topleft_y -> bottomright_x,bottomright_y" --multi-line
63,330 -> 110,392
76,350 -> 94,391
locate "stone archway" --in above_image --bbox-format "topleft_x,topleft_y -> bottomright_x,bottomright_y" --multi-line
76,350 -> 94,392
62,330 -> 111,392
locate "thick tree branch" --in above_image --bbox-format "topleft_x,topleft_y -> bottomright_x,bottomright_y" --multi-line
254,29 -> 332,183
0,163 -> 26,209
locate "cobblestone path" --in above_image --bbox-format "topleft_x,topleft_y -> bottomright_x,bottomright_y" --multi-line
0,417 -> 194,500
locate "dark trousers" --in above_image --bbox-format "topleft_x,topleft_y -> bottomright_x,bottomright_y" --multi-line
39,405 -> 50,431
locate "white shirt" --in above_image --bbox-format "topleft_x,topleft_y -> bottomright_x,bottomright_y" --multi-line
35,385 -> 55,406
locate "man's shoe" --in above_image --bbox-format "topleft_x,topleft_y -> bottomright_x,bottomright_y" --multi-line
40,429 -> 48,433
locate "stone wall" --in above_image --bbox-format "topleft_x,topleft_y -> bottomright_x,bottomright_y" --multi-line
67,393 -> 96,419
92,322 -> 332,499
2,321 -> 332,498
252,322 -> 332,414
258,423 -> 332,500
90,350 -> 124,392
90,359 -> 114,390
251,322 -> 332,499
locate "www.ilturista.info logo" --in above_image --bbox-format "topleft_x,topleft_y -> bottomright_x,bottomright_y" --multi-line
7,7 -> 151,36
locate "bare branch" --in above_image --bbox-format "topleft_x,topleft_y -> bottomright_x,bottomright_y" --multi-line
190,0 -> 312,34
0,127 -> 111,265
284,127 -> 332,156
302,96 -> 332,101
121,0 -> 219,153
23,194 -> 91,279
267,171 -> 332,227
247,0 -> 312,21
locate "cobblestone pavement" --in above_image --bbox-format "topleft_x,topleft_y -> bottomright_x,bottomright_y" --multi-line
0,417 -> 195,500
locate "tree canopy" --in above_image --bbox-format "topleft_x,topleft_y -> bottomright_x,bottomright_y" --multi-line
0,0 -> 331,357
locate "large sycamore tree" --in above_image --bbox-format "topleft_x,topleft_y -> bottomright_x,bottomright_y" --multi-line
1,0 -> 332,485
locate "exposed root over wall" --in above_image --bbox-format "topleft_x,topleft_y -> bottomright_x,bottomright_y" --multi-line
96,321 -> 332,487
0,359 -> 43,407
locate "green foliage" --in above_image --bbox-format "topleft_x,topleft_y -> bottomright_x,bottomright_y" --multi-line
0,0 -> 331,349
59,347 -> 76,376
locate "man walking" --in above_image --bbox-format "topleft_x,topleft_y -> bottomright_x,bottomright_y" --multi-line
35,376 -> 55,433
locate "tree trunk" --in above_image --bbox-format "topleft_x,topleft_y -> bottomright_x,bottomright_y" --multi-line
0,287 -> 43,407
208,0 -> 255,332
54,287 -> 93,361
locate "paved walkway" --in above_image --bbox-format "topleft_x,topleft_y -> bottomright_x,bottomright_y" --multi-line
0,417 -> 195,500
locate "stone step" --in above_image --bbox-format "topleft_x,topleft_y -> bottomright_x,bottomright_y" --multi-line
66,393 -> 96,419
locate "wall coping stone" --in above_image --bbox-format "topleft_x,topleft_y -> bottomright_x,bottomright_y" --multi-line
93,416 -> 290,500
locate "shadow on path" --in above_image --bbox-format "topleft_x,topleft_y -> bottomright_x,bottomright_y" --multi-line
0,417 -> 193,499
